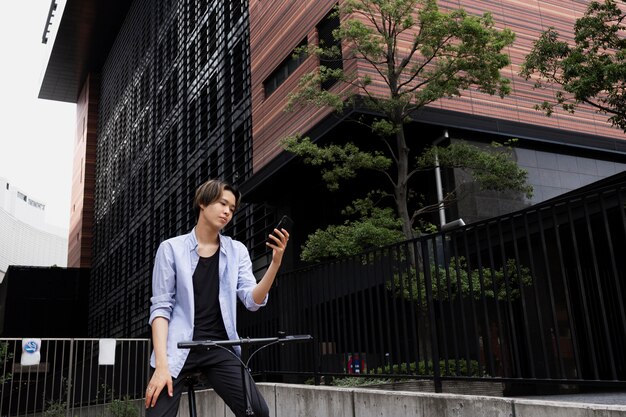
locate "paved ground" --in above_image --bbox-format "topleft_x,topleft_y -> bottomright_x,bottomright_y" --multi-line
521,392 -> 626,405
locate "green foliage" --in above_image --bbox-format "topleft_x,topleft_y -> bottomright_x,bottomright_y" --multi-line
389,256 -> 533,305
285,0 -> 528,245
44,401 -> 68,417
376,358 -> 483,376
282,135 -> 391,191
0,342 -> 13,384
108,396 -> 139,417
301,196 -> 405,261
417,140 -> 533,198
521,0 -> 626,131
331,376 -> 394,387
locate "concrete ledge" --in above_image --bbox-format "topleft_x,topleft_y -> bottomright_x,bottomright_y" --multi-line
353,389 -> 514,417
178,383 -> 626,417
513,398 -> 626,417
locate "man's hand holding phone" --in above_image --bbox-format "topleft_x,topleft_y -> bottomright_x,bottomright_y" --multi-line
266,216 -> 293,259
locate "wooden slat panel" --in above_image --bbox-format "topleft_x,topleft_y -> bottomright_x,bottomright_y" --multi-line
250,0 -> 352,171
251,0 -> 625,173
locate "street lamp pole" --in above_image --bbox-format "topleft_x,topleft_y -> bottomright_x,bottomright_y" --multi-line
433,130 -> 449,227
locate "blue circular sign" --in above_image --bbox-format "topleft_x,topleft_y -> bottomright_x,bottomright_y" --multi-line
24,341 -> 39,354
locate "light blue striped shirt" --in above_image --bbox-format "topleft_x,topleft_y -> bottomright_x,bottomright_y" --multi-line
149,228 -> 267,378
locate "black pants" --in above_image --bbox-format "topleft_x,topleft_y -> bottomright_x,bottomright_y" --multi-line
146,348 -> 269,417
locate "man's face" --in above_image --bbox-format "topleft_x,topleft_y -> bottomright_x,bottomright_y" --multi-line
199,190 -> 237,230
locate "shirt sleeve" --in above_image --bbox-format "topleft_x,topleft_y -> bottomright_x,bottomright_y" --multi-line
149,241 -> 177,325
235,241 -> 267,311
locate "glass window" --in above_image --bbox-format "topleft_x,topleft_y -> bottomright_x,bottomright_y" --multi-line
263,38 -> 308,98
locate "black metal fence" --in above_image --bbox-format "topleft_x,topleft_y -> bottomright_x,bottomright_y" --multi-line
0,339 -> 150,417
238,174 -> 626,391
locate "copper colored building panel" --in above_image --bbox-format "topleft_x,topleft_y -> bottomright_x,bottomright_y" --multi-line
250,0 -> 625,173
67,74 -> 98,268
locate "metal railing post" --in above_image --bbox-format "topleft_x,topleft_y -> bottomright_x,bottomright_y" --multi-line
66,339 -> 74,417
422,238 -> 442,393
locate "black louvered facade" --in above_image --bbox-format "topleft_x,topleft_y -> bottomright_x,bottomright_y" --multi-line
89,0 -> 274,337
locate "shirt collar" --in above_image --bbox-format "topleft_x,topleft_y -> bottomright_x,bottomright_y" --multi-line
187,227 -> 228,255
187,228 -> 199,253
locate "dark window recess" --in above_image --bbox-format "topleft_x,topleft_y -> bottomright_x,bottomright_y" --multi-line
209,11 -> 218,56
317,10 -> 343,90
209,73 -> 218,129
188,0 -> 196,29
231,41 -> 245,104
199,22 -> 208,68
200,90 -> 209,140
223,129 -> 234,181
263,38 -> 308,97
231,0 -> 242,25
188,38 -> 197,81
209,150 -> 219,180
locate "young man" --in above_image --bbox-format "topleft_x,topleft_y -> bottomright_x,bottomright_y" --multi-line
145,179 -> 289,417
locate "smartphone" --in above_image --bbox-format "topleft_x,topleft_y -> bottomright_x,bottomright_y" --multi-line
267,215 -> 294,245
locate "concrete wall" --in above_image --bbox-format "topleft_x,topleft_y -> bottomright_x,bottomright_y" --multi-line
175,383 -> 626,417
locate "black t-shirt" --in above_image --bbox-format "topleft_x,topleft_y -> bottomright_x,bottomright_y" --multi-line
192,251 -> 228,341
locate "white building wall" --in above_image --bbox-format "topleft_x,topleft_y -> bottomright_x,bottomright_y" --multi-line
0,177 -> 67,282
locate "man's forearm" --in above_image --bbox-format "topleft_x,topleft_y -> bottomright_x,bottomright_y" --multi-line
151,317 -> 169,369
252,261 -> 280,304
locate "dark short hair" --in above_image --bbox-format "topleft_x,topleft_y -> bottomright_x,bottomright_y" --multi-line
193,179 -> 241,220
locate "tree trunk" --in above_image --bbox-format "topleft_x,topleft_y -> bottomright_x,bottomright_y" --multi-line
395,124 -> 414,242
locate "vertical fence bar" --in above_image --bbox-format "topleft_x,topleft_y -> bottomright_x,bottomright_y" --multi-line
398,242 -> 411,373
537,211 -> 566,379
552,204 -> 582,378
79,341 -> 86,414
509,216 -> 535,378
497,220 -> 522,377
442,234 -> 460,375
0,340 -> 10,415
357,254 -> 371,373
422,236 -> 441,392
404,240 -> 419,375
485,222 -> 507,378
432,235 -> 450,376
345,258 -> 358,365
567,202 -> 599,379
363,251 -> 378,374
582,196 -> 616,379
523,211 -> 550,378
608,191 -> 626,348
462,228 -> 482,377
42,340 -> 50,416
338,260 -> 349,372
473,228 -> 496,378
315,269 -> 326,378
450,232 -> 470,375
88,339 -> 96,417
372,249 -> 388,374
7,341 -> 17,416
66,339 -> 74,417
386,246 -> 404,373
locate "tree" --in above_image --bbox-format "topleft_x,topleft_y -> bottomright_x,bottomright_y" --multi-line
521,0 -> 626,131
284,0 -> 531,255
300,195 -> 406,261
